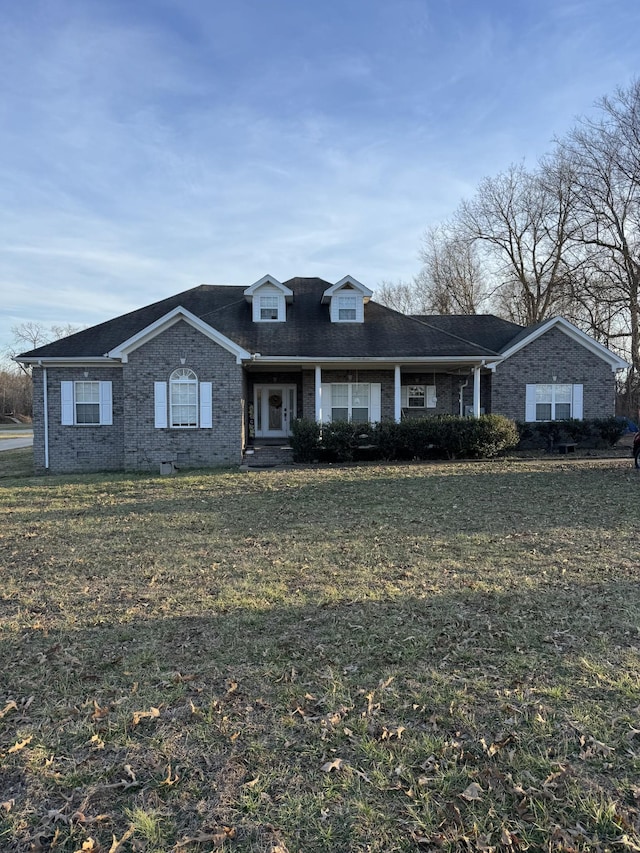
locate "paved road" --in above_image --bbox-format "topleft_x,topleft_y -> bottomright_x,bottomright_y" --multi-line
0,435 -> 33,451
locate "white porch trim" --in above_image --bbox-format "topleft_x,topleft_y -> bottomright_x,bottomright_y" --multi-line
473,366 -> 481,418
315,365 -> 322,423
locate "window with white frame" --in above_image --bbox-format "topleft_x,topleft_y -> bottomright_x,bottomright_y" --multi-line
526,383 -> 582,421
154,372 -> 212,429
337,295 -> 357,321
259,295 -> 280,321
331,383 -> 370,422
170,368 -> 198,427
407,385 -> 425,407
401,384 -> 437,408
61,380 -> 112,426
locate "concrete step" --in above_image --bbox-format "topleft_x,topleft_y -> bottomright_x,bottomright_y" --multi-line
243,445 -> 294,468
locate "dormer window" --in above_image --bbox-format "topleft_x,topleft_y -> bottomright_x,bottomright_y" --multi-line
259,296 -> 280,321
338,295 -> 357,321
244,275 -> 293,323
322,276 -> 373,324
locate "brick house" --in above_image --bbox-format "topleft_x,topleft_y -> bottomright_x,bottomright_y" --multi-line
16,275 -> 627,474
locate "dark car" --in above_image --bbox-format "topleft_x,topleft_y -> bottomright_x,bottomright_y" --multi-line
634,430 -> 640,468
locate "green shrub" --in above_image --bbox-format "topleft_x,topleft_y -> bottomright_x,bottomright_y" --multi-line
290,418 -> 321,462
292,414 -> 520,464
592,417 -> 627,446
515,417 -> 626,450
374,415 -> 518,460
320,420 -> 360,462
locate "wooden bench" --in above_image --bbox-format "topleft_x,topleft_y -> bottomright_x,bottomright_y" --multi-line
556,442 -> 577,455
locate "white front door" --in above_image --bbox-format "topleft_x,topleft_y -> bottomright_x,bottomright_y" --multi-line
254,385 -> 296,437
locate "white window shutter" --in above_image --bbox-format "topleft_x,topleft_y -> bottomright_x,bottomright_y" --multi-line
199,382 -> 212,428
154,382 -> 168,428
525,385 -> 537,422
61,381 -> 74,425
400,386 -> 408,407
99,381 -> 113,425
320,383 -> 332,423
370,383 -> 381,422
572,384 -> 583,420
426,385 -> 437,408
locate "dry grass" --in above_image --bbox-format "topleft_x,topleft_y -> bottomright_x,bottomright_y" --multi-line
1,457 -> 639,852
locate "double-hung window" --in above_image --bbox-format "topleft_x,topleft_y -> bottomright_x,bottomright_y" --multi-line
337,296 -> 357,321
61,381 -> 112,426
331,383 -> 370,422
170,368 -> 198,427
325,382 -> 380,423
401,384 -> 437,408
259,296 -> 280,321
154,369 -> 212,429
526,383 -> 583,421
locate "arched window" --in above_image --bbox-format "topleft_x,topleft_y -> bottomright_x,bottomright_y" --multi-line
170,368 -> 198,427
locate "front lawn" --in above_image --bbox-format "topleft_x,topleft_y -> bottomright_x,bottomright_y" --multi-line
1,459 -> 639,851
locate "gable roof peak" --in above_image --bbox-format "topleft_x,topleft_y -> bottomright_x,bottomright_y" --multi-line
244,274 -> 294,303
321,275 -> 373,304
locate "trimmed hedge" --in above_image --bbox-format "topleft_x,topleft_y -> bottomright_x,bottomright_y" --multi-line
515,417 -> 626,450
290,415 -> 520,463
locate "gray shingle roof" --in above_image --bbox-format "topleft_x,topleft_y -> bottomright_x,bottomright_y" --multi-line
411,314 -> 525,353
19,278 -> 517,360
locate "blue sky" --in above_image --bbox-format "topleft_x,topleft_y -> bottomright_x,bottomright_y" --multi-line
2,0 -> 640,353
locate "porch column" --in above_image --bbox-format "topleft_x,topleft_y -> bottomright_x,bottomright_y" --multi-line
315,365 -> 322,423
473,365 -> 481,418
394,365 -> 402,423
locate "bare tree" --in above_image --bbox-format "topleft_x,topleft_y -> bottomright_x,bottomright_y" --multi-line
454,161 -> 579,325
6,322 -> 81,375
375,279 -> 431,314
557,80 -> 640,412
417,225 -> 488,314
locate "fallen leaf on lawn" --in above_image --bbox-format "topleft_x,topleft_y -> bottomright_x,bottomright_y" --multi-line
176,827 -> 236,848
160,764 -> 179,786
321,758 -> 345,773
243,777 -> 260,788
108,825 -> 135,853
1,799 -> 15,812
460,782 -> 483,801
0,700 -> 17,719
74,838 -> 98,852
91,701 -> 110,721
131,707 -> 160,725
8,735 -> 32,753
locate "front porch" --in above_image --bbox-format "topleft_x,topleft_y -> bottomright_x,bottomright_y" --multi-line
243,363 -> 491,447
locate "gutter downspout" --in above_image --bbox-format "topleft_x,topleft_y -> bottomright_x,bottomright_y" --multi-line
40,361 -> 49,470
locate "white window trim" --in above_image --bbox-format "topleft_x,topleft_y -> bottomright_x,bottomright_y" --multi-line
155,373 -> 213,429
330,289 -> 365,323
61,380 -> 112,426
525,383 -> 583,422
320,382 -> 381,424
252,288 -> 287,323
401,384 -> 437,409
170,368 -> 199,428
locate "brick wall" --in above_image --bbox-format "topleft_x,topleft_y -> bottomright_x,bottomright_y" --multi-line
32,321 -> 245,474
32,366 -> 124,474
491,327 -> 616,421
122,321 -> 244,471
